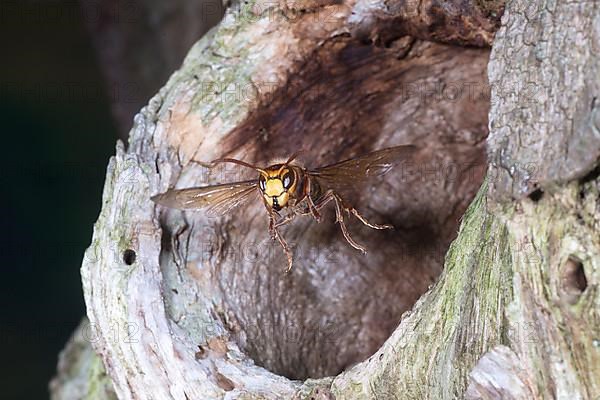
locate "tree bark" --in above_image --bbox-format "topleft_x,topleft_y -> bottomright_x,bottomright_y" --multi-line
52,0 -> 600,399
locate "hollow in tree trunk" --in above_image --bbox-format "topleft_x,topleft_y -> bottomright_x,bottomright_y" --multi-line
50,0 -> 600,399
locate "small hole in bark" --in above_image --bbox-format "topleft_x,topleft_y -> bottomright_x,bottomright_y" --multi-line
528,188 -> 544,202
123,249 -> 136,265
561,256 -> 587,302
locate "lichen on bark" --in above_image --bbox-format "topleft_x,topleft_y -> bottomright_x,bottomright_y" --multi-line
51,0 -> 600,399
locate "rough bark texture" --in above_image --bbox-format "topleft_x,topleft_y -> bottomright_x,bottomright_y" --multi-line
473,0 -> 600,398
51,0 -> 600,399
486,0 -> 600,201
348,0 -> 503,46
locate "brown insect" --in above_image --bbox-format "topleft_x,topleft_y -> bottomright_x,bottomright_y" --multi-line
152,145 -> 416,271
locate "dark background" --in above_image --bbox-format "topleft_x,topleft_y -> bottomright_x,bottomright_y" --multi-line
0,2 -> 116,398
1,1 -> 222,397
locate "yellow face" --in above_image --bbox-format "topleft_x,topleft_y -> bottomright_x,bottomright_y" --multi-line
259,166 -> 296,211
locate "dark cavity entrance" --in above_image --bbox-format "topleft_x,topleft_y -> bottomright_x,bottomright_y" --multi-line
123,249 -> 136,265
193,39 -> 489,379
561,256 -> 587,304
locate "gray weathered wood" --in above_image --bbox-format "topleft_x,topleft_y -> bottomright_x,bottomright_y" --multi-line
487,0 -> 600,201
51,0 -> 600,399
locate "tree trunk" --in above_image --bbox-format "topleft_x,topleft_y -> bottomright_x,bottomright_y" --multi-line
51,0 -> 600,399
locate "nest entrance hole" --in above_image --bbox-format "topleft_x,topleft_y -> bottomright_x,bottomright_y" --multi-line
174,39 -> 490,379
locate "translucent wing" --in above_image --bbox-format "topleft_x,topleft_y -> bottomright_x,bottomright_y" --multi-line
152,180 -> 259,216
309,145 -> 418,193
